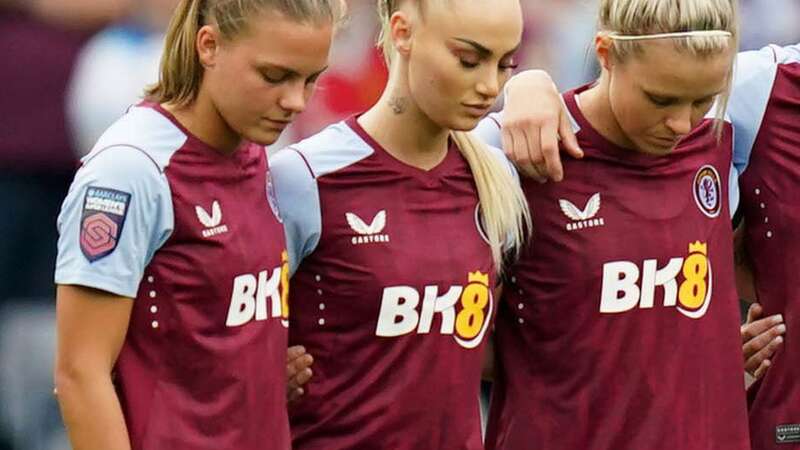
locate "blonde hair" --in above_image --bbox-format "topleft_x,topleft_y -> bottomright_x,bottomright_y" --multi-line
377,0 -> 400,66
377,0 -> 532,274
146,0 -> 344,107
598,0 -> 739,130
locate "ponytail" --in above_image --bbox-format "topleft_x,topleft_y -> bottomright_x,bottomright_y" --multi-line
451,131 -> 531,274
145,0 -> 204,106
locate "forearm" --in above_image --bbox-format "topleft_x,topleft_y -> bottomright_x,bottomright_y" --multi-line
56,370 -> 131,450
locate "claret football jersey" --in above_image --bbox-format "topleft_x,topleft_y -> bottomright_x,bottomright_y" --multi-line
474,86 -> 749,450
270,117 -> 507,450
728,44 -> 800,450
55,103 -> 291,450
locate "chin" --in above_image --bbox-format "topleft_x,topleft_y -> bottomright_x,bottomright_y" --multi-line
245,128 -> 282,147
447,115 -> 482,132
636,140 -> 676,156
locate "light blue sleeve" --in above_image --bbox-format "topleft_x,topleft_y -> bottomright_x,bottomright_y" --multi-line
269,147 -> 322,276
725,44 -> 799,216
55,146 -> 174,298
772,43 -> 800,64
728,45 -> 788,177
473,112 -> 504,149
728,164 -> 740,219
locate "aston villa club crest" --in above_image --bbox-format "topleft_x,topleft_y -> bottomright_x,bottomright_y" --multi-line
80,186 -> 131,262
693,165 -> 722,218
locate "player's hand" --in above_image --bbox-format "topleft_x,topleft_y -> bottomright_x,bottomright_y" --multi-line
741,303 -> 786,380
287,345 -> 314,404
501,70 -> 583,183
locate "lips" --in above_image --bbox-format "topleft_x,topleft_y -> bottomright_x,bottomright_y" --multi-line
262,118 -> 292,130
462,103 -> 492,117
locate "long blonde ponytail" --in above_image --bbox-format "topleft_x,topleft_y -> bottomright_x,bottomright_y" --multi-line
451,131 -> 532,274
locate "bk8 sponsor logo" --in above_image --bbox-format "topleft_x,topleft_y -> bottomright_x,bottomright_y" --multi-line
226,251 -> 290,327
600,242 -> 712,319
375,271 -> 492,349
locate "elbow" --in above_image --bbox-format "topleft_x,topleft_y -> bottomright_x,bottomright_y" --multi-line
53,361 -> 80,402
54,358 -> 109,402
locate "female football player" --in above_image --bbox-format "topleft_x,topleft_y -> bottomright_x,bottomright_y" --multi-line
495,30 -> 800,450
53,1 -> 340,449
270,0 -> 530,448
474,0 -> 750,448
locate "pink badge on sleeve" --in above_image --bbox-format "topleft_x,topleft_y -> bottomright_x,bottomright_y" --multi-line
79,186 -> 132,262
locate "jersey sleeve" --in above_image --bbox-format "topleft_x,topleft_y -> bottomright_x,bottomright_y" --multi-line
269,147 -> 322,276
474,112 -> 504,149
55,146 -> 174,298
771,42 -> 800,64
728,46 -> 783,175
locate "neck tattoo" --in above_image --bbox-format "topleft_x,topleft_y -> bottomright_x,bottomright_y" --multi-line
388,95 -> 407,114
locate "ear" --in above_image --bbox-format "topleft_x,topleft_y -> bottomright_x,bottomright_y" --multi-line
196,25 -> 220,68
594,33 -> 615,71
390,10 -> 414,58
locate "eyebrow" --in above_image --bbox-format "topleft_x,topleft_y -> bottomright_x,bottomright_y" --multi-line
256,62 -> 329,78
643,88 -> 722,100
453,38 -> 492,56
453,38 -> 521,58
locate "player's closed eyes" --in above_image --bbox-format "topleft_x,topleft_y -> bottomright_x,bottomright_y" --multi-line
262,70 -> 324,88
646,92 -> 675,107
500,59 -> 520,71
456,54 -> 519,71
693,96 -> 715,107
262,68 -> 290,84
454,49 -> 481,69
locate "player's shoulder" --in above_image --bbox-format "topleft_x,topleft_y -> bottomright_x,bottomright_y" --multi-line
734,45 -> 785,88
83,103 -> 189,174
75,104 -> 188,193
768,43 -> 800,66
284,119 -> 375,178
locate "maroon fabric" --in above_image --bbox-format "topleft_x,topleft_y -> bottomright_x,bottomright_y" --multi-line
485,87 -> 749,450
288,118 -> 494,450
0,11 -> 89,173
114,104 -> 291,450
741,62 -> 800,450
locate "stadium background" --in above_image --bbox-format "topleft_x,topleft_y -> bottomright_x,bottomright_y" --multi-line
0,0 -> 797,448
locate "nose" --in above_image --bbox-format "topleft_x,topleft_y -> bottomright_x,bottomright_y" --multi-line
476,69 -> 500,99
278,81 -> 308,115
664,106 -> 693,136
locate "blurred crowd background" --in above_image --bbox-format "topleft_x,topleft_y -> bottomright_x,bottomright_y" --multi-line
0,0 -> 797,448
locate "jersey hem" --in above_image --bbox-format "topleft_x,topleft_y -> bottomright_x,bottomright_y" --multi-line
55,272 -> 139,299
